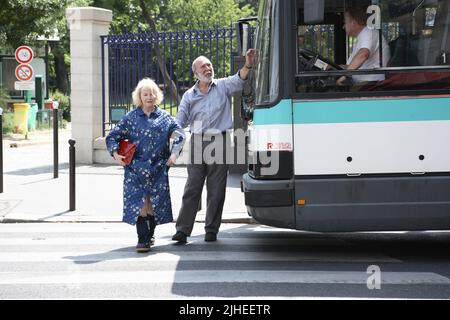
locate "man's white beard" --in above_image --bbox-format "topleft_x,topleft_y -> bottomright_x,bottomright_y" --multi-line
197,72 -> 214,83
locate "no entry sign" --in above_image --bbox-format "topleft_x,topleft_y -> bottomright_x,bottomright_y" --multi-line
15,64 -> 34,81
15,46 -> 34,64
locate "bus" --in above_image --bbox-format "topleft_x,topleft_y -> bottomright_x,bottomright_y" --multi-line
240,0 -> 450,232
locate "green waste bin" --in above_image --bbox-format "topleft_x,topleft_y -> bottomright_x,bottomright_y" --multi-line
13,103 -> 30,134
28,103 -> 38,131
37,109 -> 51,129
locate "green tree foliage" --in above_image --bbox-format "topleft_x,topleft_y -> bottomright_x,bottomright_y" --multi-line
0,0 -> 257,107
0,0 -> 91,94
90,0 -> 256,106
50,90 -> 71,121
237,0 -> 259,11
160,0 -> 254,30
45,0 -> 92,94
92,0 -> 255,32
0,86 -> 10,109
0,0 -> 65,49
92,0 -> 142,33
0,85 -> 13,134
136,0 -> 254,105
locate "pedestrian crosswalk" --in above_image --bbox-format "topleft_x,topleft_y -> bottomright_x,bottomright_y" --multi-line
0,223 -> 449,299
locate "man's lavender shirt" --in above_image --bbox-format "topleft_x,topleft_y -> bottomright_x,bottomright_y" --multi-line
175,72 -> 246,134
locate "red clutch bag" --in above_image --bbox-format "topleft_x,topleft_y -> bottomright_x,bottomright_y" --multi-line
118,140 -> 136,165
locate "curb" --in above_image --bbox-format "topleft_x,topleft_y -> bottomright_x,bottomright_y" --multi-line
4,140 -> 52,148
3,137 -> 71,148
222,217 -> 255,224
2,129 -> 72,148
0,217 -> 255,224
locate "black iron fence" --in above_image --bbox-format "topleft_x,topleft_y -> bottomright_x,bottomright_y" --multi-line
101,25 -> 254,136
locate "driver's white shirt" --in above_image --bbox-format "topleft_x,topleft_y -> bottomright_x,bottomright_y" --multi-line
347,27 -> 391,82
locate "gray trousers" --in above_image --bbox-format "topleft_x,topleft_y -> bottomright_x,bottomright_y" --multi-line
175,133 -> 229,236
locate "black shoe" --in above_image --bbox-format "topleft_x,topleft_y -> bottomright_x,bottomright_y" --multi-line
204,232 -> 217,242
136,216 -> 151,244
136,242 -> 151,253
172,231 -> 187,243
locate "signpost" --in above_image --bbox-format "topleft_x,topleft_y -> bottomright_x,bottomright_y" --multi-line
15,64 -> 34,81
14,81 -> 35,91
14,46 -> 35,102
15,46 -> 34,64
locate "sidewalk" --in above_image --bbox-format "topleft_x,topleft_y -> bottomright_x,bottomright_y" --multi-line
0,127 -> 253,224
3,124 -> 71,147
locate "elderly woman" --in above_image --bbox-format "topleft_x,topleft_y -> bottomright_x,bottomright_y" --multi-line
106,78 -> 185,253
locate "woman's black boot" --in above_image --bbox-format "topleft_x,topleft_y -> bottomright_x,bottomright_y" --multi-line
136,216 -> 151,253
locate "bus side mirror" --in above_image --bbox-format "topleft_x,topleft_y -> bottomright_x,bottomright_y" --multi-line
236,22 -> 249,56
236,17 -> 258,56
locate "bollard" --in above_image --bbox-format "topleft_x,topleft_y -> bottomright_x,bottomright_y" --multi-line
35,76 -> 43,110
53,105 -> 59,179
0,108 -> 3,193
69,139 -> 76,211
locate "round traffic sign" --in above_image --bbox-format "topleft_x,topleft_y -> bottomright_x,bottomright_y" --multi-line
15,46 -> 34,64
15,64 -> 34,81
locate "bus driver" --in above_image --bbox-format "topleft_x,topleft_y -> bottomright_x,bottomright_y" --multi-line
337,5 -> 391,86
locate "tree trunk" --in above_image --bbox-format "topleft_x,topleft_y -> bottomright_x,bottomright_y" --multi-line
138,0 -> 181,105
49,43 -> 69,95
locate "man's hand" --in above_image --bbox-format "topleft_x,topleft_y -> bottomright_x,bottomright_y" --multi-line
336,76 -> 347,86
245,49 -> 256,67
113,151 -> 126,166
166,154 -> 177,167
240,49 -> 256,80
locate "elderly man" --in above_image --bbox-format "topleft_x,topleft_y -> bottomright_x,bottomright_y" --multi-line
172,49 -> 255,243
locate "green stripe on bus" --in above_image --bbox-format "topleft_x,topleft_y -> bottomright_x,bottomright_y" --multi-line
252,98 -> 450,125
253,100 -> 293,125
293,98 -> 450,124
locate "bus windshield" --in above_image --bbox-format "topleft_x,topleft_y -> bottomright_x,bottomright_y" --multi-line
294,0 -> 450,97
254,0 -> 280,105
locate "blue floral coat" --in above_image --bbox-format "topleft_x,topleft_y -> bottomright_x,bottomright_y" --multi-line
106,107 -> 185,226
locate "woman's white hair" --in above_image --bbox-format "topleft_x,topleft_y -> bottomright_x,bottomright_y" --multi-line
132,78 -> 164,107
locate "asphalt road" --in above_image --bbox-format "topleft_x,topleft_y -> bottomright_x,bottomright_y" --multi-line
0,222 -> 449,300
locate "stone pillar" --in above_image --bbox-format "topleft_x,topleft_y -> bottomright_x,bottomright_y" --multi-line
66,7 -> 112,164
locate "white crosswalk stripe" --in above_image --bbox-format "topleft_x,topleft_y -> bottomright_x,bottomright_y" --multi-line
0,251 -> 399,263
1,270 -> 449,285
0,223 -> 449,299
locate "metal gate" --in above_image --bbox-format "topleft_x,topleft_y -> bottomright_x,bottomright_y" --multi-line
101,25 -> 239,136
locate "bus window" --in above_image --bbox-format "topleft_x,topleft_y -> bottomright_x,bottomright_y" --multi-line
295,0 -> 450,96
254,0 -> 280,105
